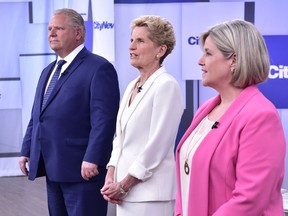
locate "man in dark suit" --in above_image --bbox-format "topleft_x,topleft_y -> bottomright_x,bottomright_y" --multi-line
19,8 -> 120,216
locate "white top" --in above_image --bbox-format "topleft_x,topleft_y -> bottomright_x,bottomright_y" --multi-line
179,116 -> 215,216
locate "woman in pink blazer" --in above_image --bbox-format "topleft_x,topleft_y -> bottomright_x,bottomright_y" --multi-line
175,19 -> 286,216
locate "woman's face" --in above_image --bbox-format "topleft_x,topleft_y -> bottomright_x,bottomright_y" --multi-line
198,36 -> 234,89
129,26 -> 161,71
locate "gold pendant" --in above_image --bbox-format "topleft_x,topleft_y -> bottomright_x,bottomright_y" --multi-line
184,160 -> 190,175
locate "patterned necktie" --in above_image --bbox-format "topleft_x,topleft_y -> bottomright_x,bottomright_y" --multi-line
41,60 -> 66,110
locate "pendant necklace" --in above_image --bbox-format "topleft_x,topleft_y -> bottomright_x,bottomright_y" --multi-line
136,81 -> 143,93
135,78 -> 147,93
183,116 -> 213,175
129,79 -> 146,106
184,133 -> 202,175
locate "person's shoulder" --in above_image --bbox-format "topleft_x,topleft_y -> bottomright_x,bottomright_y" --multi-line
245,88 -> 277,112
234,88 -> 279,123
81,52 -> 116,73
154,74 -> 180,92
85,51 -> 111,63
155,69 -> 178,85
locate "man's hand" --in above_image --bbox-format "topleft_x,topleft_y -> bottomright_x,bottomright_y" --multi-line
19,156 -> 30,176
81,161 -> 99,181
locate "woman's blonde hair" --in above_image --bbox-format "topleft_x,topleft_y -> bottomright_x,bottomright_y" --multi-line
131,15 -> 176,64
199,19 -> 270,88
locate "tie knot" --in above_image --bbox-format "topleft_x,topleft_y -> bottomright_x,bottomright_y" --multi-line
57,60 -> 66,67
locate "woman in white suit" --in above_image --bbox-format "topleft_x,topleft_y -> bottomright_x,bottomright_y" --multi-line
101,15 -> 183,216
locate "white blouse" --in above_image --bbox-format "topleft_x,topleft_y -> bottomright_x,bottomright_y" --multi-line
179,116 -> 215,216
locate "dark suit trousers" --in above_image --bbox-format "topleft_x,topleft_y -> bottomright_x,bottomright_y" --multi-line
46,177 -> 107,216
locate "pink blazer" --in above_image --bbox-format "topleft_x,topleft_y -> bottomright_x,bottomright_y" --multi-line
175,85 -> 286,216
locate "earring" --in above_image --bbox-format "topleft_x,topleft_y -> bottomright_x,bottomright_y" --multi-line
156,54 -> 160,59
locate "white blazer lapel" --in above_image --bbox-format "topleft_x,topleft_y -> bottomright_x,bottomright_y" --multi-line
119,67 -> 167,132
117,82 -> 135,133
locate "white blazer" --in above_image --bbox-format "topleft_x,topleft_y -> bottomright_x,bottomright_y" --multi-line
107,66 -> 183,202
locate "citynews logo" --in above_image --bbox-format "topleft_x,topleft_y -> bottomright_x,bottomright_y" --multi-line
269,65 -> 288,79
94,21 -> 114,31
188,36 -> 199,45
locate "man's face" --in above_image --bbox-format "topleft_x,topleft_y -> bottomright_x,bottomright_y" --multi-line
47,14 -> 80,58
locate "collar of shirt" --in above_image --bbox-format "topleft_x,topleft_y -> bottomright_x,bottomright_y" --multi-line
57,44 -> 85,75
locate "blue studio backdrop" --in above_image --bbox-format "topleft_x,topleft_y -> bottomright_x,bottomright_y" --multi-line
0,0 -> 287,188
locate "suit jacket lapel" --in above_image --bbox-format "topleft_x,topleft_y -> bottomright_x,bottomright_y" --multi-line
38,61 -> 56,113
119,67 -> 167,132
41,48 -> 87,113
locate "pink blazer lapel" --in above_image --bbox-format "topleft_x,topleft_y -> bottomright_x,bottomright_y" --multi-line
176,85 -> 260,215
